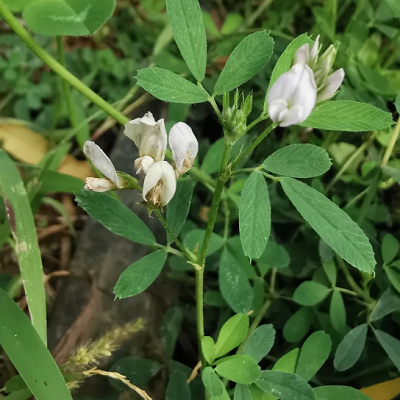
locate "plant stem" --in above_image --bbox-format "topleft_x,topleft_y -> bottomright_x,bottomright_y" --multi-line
0,1 -> 129,125
154,210 -> 194,262
337,287 -> 360,297
326,140 -> 368,192
245,113 -> 269,133
244,0 -> 274,28
232,123 -> 276,168
195,266 -> 206,369
198,142 -> 232,266
381,116 -> 400,167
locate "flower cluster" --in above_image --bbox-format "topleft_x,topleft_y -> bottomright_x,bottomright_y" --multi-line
83,112 -> 198,207
268,36 -> 345,127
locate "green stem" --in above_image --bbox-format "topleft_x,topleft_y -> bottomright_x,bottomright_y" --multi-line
198,142 -> 232,266
381,116 -> 400,167
378,30 -> 400,68
245,113 -> 269,133
154,210 -> 195,262
232,123 -> 276,168
0,1 -> 128,125
195,266 -> 206,369
154,243 -> 184,257
243,0 -> 274,28
326,140 -> 368,192
337,287 -> 360,297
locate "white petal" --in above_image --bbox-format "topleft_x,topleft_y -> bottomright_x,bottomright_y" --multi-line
310,35 -> 320,64
134,156 -> 155,175
83,141 -> 120,186
85,177 -> 116,192
291,64 -> 317,122
268,99 -> 288,124
143,161 -> 176,206
280,105 -> 304,127
295,43 -> 310,65
169,122 -> 199,171
268,63 -> 304,104
124,112 -> 157,149
317,68 -> 345,102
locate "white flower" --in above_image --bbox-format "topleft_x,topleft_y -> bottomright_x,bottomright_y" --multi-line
169,122 -> 199,176
124,112 -> 167,174
134,155 -> 155,175
83,141 -> 125,192
295,35 -> 320,66
268,63 -> 317,127
143,161 -> 176,207
317,68 -> 345,102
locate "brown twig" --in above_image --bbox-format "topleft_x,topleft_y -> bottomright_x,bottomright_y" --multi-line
187,360 -> 202,383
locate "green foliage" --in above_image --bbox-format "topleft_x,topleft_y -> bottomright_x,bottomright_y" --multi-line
329,290 -> 346,333
283,307 -> 314,343
374,329 -> 400,372
202,336 -> 216,364
23,0 -> 116,36
219,248 -> 254,313
0,150 -> 46,343
214,31 -> 274,95
166,370 -> 191,400
215,355 -> 261,384
381,233 -> 399,264
184,229 -> 224,256
295,331 -> 332,382
301,101 -> 395,131
75,190 -> 155,245
202,367 -> 225,397
136,68 -> 209,103
371,288 -> 400,321
334,324 -> 368,371
234,384 -> 253,400
166,0 -> 207,81
114,250 -> 167,299
314,386 -> 372,400
293,281 -> 331,306
0,287 -> 72,400
281,177 -> 376,273
161,306 -> 183,359
239,171 -> 271,260
255,371 -> 316,400
214,314 -> 249,358
263,144 -> 332,178
243,324 -> 275,363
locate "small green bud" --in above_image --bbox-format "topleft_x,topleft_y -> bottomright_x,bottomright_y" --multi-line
242,92 -> 253,117
117,172 -> 141,190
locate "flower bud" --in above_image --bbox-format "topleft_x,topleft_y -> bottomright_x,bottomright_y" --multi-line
317,68 -> 345,103
267,63 -> 317,127
134,155 -> 155,175
314,44 -> 337,87
169,122 -> 198,176
83,141 -> 126,192
124,111 -> 167,166
143,161 -> 176,207
295,35 -> 320,66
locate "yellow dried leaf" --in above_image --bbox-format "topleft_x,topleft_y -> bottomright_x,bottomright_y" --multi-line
361,377 -> 400,400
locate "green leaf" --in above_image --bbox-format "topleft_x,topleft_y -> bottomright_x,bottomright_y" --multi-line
166,0 -> 207,81
255,371 -> 316,400
386,0 -> 400,17
215,356 -> 261,384
215,31 -> 274,95
219,248 -> 254,313
263,144 -> 331,178
166,370 -> 191,400
166,179 -> 194,241
3,389 -> 32,400
215,314 -> 249,358
382,233 -> 399,264
257,240 -> 290,276
201,138 -> 225,174
268,33 -> 312,91
281,177 -> 376,273
136,68 -> 209,103
234,384 -> 253,400
295,331 -> 332,382
2,0 -> 30,11
384,263 -> 400,293
23,0 -> 116,36
395,92 -> 400,114
202,367 -> 224,397
273,348 -> 300,373
283,307 -> 314,343
314,386 -> 373,400
371,287 -> 400,321
184,229 -> 224,256
300,101 -> 394,132
227,236 -> 258,279
39,170 -> 84,193
161,307 -> 183,359
0,150 -> 46,343
243,324 -> 276,363
334,323 -> 367,371
322,260 -> 337,286
110,357 -> 161,390
374,329 -> 400,372
330,290 -> 346,333
202,336 -> 216,364
381,165 -> 400,183
75,190 -> 155,246
0,287 -> 72,400
239,171 -> 271,260
293,281 -> 331,306
114,250 -> 167,299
